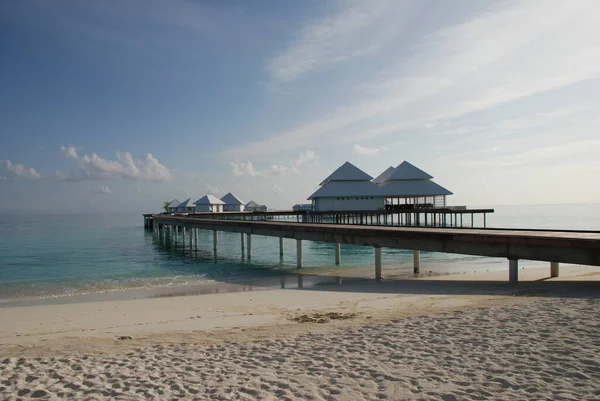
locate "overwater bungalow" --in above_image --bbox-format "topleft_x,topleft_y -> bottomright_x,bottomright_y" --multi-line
194,195 -> 225,213
245,200 -> 267,212
175,198 -> 196,213
220,192 -> 245,212
308,161 -> 452,211
166,198 -> 181,213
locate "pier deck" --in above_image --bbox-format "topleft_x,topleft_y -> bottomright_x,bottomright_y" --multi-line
149,214 -> 600,283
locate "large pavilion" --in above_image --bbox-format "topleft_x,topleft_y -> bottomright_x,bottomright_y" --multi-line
308,161 -> 452,211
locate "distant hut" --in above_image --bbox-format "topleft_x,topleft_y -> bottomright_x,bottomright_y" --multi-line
194,195 -> 225,213
176,198 -> 196,213
375,161 -> 453,209
245,200 -> 267,212
292,204 -> 312,211
220,192 -> 245,212
167,199 -> 181,213
308,162 -> 382,211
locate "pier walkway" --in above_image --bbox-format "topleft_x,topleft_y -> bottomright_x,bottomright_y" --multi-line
147,214 -> 600,284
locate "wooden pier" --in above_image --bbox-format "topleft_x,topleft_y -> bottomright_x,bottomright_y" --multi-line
146,213 -> 600,284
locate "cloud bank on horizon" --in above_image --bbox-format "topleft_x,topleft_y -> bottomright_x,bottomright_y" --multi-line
1,0 -> 599,212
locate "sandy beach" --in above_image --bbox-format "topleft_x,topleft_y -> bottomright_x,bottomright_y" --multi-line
1,266 -> 599,400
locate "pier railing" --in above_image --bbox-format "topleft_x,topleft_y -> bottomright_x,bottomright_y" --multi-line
145,208 -> 493,229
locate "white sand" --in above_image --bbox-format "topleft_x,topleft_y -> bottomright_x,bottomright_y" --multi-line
1,266 -> 599,400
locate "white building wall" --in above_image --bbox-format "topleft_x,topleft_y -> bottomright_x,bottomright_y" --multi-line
314,197 -> 385,211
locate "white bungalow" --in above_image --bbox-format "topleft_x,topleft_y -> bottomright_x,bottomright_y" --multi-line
308,161 -> 383,211
245,200 -> 267,212
376,161 -> 453,209
166,199 -> 181,213
175,198 -> 196,213
220,192 -> 245,212
194,195 -> 225,213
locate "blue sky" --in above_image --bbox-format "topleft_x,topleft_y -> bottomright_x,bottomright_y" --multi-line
1,0 -> 599,212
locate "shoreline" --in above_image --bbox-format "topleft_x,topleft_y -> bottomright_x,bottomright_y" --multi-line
0,257 -> 571,308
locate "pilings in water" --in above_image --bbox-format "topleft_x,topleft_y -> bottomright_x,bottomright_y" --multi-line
296,239 -> 303,269
374,246 -> 382,280
247,234 -> 252,259
151,217 -> 574,284
213,230 -> 218,256
509,259 -> 519,284
240,233 -> 245,258
413,250 -> 421,274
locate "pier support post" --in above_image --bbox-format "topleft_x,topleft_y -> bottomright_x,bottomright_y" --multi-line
550,262 -> 559,278
509,259 -> 519,284
279,237 -> 284,257
296,239 -> 303,269
247,234 -> 252,259
182,227 -> 186,249
375,246 -> 382,280
335,243 -> 341,265
413,250 -> 421,274
189,228 -> 192,249
241,233 -> 245,257
213,230 -> 218,254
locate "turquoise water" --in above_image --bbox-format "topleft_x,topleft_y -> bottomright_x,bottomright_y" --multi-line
0,204 -> 598,302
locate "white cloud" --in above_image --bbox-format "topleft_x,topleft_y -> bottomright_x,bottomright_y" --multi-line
292,150 -> 319,168
204,183 -> 222,195
92,185 -> 112,195
60,146 -> 171,182
229,0 -> 600,157
229,160 -> 260,177
0,160 -> 42,180
230,150 -> 318,178
267,0 -> 406,85
352,145 -> 387,155
271,184 -> 285,196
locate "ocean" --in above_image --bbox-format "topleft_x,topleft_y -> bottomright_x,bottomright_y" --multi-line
0,204 -> 598,303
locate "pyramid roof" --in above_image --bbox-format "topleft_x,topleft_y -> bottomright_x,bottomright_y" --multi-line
387,161 -> 433,181
378,179 -> 452,196
176,198 -> 192,208
194,195 -> 225,205
308,180 -> 381,199
372,166 -> 395,185
220,192 -> 244,205
319,162 -> 373,186
167,199 -> 181,208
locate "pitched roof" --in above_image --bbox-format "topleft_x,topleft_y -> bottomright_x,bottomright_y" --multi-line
194,195 -> 225,205
308,180 -> 381,199
372,166 -> 395,185
220,192 -> 244,205
176,198 -> 192,208
245,200 -> 259,207
378,179 -> 453,196
168,199 -> 181,208
319,162 -> 373,186
387,161 -> 433,181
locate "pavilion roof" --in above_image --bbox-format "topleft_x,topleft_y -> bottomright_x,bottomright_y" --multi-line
319,162 -> 373,186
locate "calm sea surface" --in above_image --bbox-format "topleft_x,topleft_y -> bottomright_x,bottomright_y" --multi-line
0,204 -> 598,302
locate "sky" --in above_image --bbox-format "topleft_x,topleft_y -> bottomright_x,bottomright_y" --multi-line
1,0 -> 599,213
